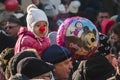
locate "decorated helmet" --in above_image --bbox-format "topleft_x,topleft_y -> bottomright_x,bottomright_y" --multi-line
57,16 -> 99,60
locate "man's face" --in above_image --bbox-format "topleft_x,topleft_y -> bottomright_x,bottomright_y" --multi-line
53,57 -> 73,79
4,22 -> 20,36
97,12 -> 110,23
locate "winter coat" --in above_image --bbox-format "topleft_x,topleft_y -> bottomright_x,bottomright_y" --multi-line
0,30 -> 17,53
14,27 -> 50,56
72,54 -> 116,80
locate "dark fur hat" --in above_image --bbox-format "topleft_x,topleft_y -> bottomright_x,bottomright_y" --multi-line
9,49 -> 40,76
17,57 -> 53,79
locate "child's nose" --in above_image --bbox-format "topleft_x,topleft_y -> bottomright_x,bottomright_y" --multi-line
39,26 -> 45,32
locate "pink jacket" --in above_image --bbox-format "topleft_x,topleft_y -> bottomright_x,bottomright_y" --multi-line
14,27 -> 50,56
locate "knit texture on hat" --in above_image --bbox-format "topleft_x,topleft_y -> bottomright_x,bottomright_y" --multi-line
17,57 -> 53,79
26,4 -> 48,35
42,44 -> 71,64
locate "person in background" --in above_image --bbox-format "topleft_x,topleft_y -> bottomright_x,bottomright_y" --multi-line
109,23 -> 120,71
14,4 -> 50,56
2,15 -> 21,37
0,15 -> 21,53
42,2 -> 59,32
7,49 -> 40,79
16,57 -> 54,80
110,42 -> 120,79
42,44 -> 73,80
95,9 -> 110,32
108,22 -> 120,47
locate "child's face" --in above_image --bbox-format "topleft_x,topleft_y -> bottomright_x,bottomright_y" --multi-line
34,21 -> 48,37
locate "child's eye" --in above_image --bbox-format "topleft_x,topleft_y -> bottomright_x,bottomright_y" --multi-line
35,24 -> 40,27
44,24 -> 47,27
37,25 -> 41,27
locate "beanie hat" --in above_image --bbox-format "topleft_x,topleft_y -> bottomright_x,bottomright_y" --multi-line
26,4 -> 48,35
68,0 -> 81,13
17,57 -> 54,79
43,2 -> 59,17
9,49 -> 40,75
42,44 -> 71,64
48,31 -> 57,45
96,33 -> 110,56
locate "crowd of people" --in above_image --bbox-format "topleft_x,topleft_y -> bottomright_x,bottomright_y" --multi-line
0,0 -> 120,80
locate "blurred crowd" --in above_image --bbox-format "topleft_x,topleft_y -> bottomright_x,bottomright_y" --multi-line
0,0 -> 120,80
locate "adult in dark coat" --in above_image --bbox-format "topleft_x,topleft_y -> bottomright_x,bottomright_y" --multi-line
0,15 -> 21,53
